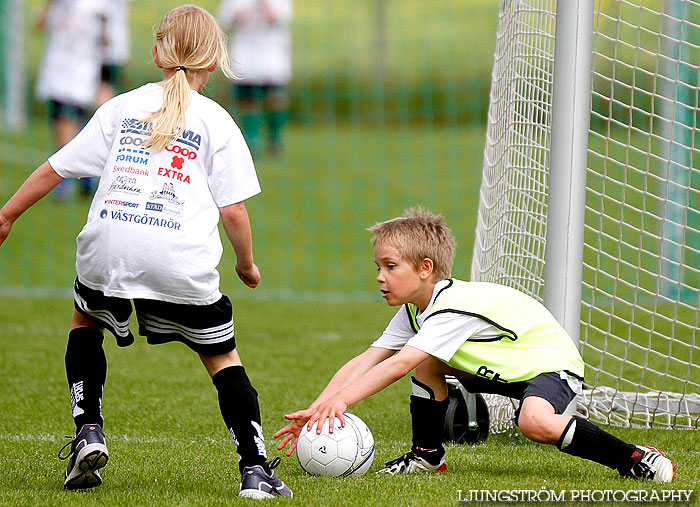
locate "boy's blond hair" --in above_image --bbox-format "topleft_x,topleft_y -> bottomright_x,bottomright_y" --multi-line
368,207 -> 456,281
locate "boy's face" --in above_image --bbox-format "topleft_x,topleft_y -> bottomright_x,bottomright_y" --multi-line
373,243 -> 435,310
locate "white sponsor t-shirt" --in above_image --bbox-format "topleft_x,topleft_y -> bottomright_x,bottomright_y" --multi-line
49,82 -> 260,304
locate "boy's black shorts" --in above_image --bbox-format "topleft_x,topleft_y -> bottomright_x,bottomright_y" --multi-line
458,371 -> 581,424
73,278 -> 236,356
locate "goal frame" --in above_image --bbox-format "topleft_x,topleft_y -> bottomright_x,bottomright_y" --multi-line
473,0 -> 699,432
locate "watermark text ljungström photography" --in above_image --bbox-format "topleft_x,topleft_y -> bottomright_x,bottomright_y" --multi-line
457,488 -> 694,503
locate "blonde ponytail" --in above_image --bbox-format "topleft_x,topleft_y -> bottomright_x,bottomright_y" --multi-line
142,69 -> 191,152
140,5 -> 235,152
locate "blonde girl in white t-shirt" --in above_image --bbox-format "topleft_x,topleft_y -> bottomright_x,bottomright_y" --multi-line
0,5 -> 291,499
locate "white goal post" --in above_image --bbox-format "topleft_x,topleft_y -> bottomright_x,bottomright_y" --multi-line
472,0 -> 699,431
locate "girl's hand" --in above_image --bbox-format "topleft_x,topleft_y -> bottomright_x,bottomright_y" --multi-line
236,262 -> 260,288
0,211 -> 13,246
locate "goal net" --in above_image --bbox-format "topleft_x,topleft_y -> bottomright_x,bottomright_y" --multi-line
473,0 -> 699,432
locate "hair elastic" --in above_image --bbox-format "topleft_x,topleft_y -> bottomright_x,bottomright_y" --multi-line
175,66 -> 187,72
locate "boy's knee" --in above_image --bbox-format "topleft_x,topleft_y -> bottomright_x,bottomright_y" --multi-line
517,406 -> 561,443
518,410 -> 545,442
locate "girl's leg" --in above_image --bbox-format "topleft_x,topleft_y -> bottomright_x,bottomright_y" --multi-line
66,310 -> 107,430
201,349 -> 293,497
62,310 -> 110,489
200,349 -> 269,472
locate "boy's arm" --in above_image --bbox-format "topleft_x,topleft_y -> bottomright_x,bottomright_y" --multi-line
274,346 -> 395,456
305,346 -> 430,432
0,161 -> 64,246
311,346 -> 395,408
219,201 -> 260,288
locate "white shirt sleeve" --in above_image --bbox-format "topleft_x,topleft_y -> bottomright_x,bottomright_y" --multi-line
371,306 -> 416,350
207,115 -> 261,207
48,101 -> 116,179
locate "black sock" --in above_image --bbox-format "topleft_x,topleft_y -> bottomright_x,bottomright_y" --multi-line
410,377 -> 449,464
65,327 -> 106,430
212,366 -> 268,473
557,416 -> 637,471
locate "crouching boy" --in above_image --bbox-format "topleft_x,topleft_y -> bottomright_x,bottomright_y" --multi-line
274,207 -> 674,482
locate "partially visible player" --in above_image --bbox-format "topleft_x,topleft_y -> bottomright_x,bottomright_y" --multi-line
275,207 -> 675,483
35,0 -> 108,198
96,0 -> 133,106
217,0 -> 293,157
0,5 -> 291,499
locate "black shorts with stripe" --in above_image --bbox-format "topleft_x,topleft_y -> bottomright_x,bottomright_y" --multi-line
458,371 -> 579,425
73,278 -> 236,356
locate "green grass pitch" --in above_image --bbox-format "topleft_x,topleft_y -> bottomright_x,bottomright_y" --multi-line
0,296 -> 698,506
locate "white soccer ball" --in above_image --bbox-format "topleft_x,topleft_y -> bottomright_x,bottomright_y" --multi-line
296,412 -> 375,477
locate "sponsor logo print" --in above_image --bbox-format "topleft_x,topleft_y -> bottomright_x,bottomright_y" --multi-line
108,175 -> 142,196
107,209 -> 182,230
120,118 -> 149,136
145,202 -> 162,211
120,119 -> 201,150
120,135 -> 147,147
70,381 -> 85,417
157,155 -> 190,183
113,165 -> 148,176
145,201 -> 183,217
116,148 -> 150,166
149,182 -> 185,205
166,144 -> 197,160
171,155 -> 184,170
175,129 -> 202,150
100,209 -> 108,218
104,199 -> 139,208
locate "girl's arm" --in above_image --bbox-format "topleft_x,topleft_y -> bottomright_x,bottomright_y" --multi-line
219,201 -> 260,288
0,161 -> 64,246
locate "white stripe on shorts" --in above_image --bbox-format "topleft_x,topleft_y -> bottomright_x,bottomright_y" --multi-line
138,313 -> 234,345
74,291 -> 131,338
